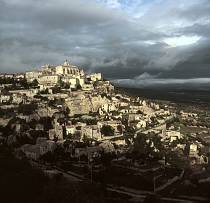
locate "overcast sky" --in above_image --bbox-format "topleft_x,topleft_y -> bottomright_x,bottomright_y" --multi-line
0,0 -> 210,88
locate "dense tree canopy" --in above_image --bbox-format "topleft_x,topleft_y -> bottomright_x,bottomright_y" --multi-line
132,132 -> 164,160
100,125 -> 114,137
18,103 -> 38,115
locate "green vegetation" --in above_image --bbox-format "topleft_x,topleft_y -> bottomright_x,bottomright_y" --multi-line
18,103 -> 38,115
0,77 -> 39,90
30,79 -> 39,87
0,77 -> 15,84
40,88 -> 49,94
0,107 -> 16,118
0,146 -> 129,203
100,125 -> 114,136
101,93 -> 111,100
132,132 -> 164,160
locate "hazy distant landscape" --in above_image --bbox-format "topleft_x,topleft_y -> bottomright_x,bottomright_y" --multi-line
1,0 -> 210,202
116,86 -> 210,105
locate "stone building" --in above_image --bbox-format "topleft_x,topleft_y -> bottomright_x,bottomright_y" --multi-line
81,125 -> 102,140
65,94 -> 91,116
86,73 -> 102,81
25,71 -> 42,82
54,60 -> 84,76
38,75 -> 60,86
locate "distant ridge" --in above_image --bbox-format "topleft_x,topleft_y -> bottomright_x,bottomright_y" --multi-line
115,86 -> 210,105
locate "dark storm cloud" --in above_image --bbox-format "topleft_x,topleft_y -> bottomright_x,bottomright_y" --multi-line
0,0 -> 164,72
178,23 -> 210,38
0,0 -> 210,89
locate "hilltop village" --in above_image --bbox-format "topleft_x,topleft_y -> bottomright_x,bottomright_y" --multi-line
0,60 -> 210,201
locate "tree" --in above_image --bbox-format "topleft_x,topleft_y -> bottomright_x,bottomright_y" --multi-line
60,81 -> 70,89
82,135 -> 92,145
18,103 -> 38,115
101,93 -> 107,98
48,99 -> 56,107
65,83 -> 70,89
150,133 -> 164,152
100,125 -> 114,136
31,79 -> 38,87
132,132 -> 165,160
65,133 -> 73,140
132,133 -> 149,159
124,126 -> 135,139
117,125 -> 123,134
77,84 -> 82,90
64,107 -> 70,116
52,86 -> 61,94
40,88 -> 49,94
86,119 -> 97,125
19,78 -> 29,89
39,117 -> 53,131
